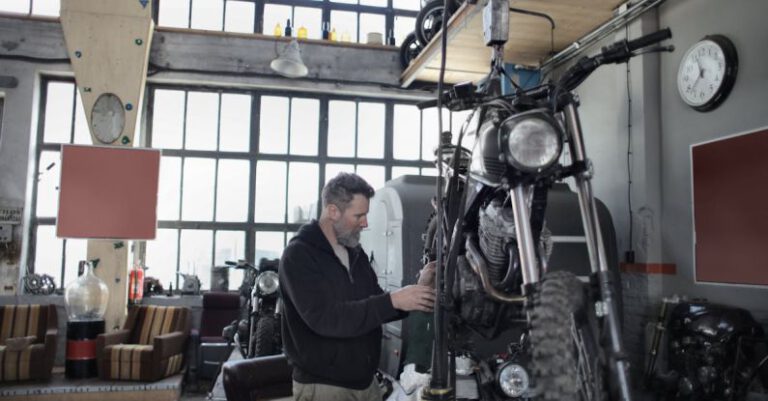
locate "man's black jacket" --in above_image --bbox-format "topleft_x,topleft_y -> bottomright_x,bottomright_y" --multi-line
279,220 -> 402,390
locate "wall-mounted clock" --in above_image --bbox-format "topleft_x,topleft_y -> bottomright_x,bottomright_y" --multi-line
676,35 -> 738,112
91,93 -> 125,144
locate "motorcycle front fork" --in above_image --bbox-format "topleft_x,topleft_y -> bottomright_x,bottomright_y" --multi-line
511,103 -> 634,401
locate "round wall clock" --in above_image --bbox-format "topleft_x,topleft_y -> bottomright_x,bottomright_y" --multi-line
676,35 -> 738,112
91,93 -> 126,144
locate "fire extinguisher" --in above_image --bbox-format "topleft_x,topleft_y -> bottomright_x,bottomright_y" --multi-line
129,262 -> 145,303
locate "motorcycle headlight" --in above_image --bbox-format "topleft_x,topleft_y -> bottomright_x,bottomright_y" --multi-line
257,271 -> 279,295
501,111 -> 562,173
497,363 -> 530,398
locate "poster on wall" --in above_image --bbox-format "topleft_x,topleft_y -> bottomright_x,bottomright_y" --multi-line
691,127 -> 768,286
56,144 -> 160,240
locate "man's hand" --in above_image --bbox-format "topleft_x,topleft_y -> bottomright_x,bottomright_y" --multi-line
390,285 -> 435,312
417,261 -> 436,287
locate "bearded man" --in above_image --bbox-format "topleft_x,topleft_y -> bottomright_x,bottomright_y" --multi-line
279,172 -> 435,401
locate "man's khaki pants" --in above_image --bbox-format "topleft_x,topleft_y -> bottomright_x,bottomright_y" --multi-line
293,379 -> 382,401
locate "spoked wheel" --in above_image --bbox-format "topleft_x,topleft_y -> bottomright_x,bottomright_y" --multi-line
529,271 -> 607,401
400,33 -> 423,69
415,0 -> 447,46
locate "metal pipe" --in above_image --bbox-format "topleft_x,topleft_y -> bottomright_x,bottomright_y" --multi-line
465,238 -> 525,303
510,186 -> 540,285
540,0 -> 667,73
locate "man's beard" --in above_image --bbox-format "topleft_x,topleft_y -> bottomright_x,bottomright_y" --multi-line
333,220 -> 361,248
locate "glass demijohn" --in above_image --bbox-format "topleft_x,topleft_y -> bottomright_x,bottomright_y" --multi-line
64,260 -> 109,321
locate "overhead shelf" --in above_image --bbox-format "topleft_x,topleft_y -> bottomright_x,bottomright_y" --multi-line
400,0 -> 625,87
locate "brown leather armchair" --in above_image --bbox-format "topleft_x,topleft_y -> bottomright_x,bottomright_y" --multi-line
96,305 -> 189,381
223,354 -> 292,401
0,304 -> 58,381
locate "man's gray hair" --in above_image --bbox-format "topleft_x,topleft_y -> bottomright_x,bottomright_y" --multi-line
322,172 -> 375,211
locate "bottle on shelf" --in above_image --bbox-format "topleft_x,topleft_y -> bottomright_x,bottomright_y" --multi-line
284,18 -> 292,37
273,22 -> 282,37
330,27 -> 337,41
387,29 -> 396,46
298,25 -> 308,39
322,21 -> 330,40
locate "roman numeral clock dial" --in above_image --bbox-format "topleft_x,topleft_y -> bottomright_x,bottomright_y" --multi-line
677,35 -> 738,112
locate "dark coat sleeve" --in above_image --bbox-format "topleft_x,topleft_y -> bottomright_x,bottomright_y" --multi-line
280,243 -> 401,339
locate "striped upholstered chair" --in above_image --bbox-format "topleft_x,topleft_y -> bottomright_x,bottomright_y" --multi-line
0,304 -> 58,382
96,305 -> 190,381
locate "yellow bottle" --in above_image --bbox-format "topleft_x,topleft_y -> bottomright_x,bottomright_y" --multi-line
330,28 -> 337,41
273,22 -> 282,37
298,25 -> 308,39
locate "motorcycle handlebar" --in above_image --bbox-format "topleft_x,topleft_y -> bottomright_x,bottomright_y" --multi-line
626,28 -> 672,52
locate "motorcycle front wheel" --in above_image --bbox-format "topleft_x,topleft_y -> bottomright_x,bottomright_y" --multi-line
529,271 -> 607,401
254,315 -> 278,357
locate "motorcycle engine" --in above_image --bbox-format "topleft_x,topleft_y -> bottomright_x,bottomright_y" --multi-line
477,199 -> 518,289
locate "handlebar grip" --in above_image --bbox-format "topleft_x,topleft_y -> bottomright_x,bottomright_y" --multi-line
417,98 -> 440,110
627,28 -> 671,52
225,261 -> 237,266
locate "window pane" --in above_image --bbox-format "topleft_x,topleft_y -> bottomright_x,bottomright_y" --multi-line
186,91 -> 219,151
152,89 -> 185,149
0,1 -> 29,14
393,104 -> 420,160
421,167 -> 439,176
328,101 -> 355,157
290,98 -> 319,156
356,165 -> 385,190
216,159 -> 249,222
392,166 -> 420,179
158,0 -> 190,28
255,161 -> 286,223
294,7 -> 322,40
259,96 -> 289,154
422,107 -> 449,161
43,81 -> 73,143
224,1 -> 255,33
145,228 -> 178,290
255,231 -> 285,261
357,102 -> 384,159
451,109 -> 474,144
219,93 -> 251,152
288,162 -> 318,223
191,0 -> 224,31
35,151 -> 60,218
33,0 -> 59,17
182,158 -> 215,221
331,10 -> 357,43
73,92 -> 91,145
360,13 -> 385,45
360,0 -> 386,7
393,0 -> 420,11
157,156 -> 181,220
180,229 -> 213,290
64,238 -> 87,287
394,16 -> 415,47
325,163 -> 354,183
215,230 -> 245,290
262,4 -> 291,35
34,226 -> 62,287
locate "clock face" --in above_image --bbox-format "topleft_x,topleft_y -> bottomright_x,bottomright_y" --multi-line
676,35 -> 738,112
91,93 -> 126,144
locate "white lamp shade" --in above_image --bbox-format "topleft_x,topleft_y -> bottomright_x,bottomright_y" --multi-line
270,39 -> 308,78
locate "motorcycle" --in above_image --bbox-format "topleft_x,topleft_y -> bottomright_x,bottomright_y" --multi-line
223,258 -> 282,358
417,3 -> 674,400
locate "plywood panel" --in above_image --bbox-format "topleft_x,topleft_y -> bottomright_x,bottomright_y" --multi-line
402,0 -> 624,86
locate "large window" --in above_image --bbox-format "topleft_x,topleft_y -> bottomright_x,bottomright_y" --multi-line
29,78 -> 468,292
0,0 -> 60,17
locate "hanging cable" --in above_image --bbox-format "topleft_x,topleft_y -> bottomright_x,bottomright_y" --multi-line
625,25 -> 634,263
